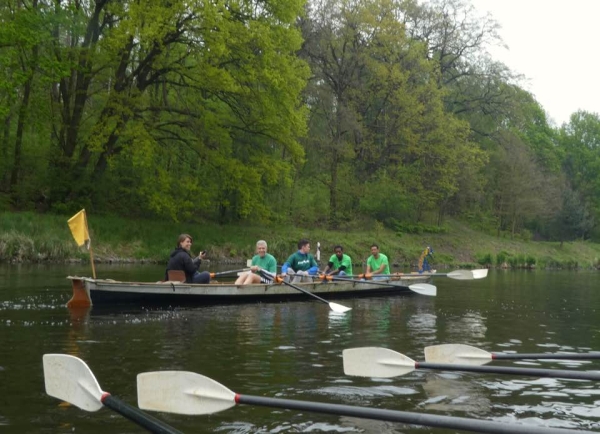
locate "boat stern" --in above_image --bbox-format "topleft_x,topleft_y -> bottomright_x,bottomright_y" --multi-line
66,277 -> 92,308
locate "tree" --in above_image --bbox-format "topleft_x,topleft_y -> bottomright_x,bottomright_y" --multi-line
488,131 -> 559,236
559,110 -> 600,239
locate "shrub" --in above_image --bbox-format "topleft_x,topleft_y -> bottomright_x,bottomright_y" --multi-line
525,255 -> 536,267
496,251 -> 510,265
476,252 -> 493,266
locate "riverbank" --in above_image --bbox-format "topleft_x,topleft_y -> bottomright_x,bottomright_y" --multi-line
1,211 -> 599,269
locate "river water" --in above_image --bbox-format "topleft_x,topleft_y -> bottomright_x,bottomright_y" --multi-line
1,264 -> 600,433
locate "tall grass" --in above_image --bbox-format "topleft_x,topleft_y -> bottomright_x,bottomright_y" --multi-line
1,212 -> 600,268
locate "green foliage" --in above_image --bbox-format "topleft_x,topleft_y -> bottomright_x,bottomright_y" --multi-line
496,251 -> 510,265
476,252 -> 493,266
393,220 -> 448,235
0,0 -> 598,243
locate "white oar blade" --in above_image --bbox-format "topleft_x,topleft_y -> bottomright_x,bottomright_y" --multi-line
137,371 -> 236,415
329,302 -> 352,313
343,347 -> 416,378
43,354 -> 104,412
424,344 -> 492,365
445,270 -> 475,280
471,269 -> 488,279
408,283 -> 436,296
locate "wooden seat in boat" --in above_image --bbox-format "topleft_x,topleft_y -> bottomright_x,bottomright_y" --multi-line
167,270 -> 186,282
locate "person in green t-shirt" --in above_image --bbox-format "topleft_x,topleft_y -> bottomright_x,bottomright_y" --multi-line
323,245 -> 353,277
281,239 -> 319,283
366,244 -> 390,279
235,240 -> 278,285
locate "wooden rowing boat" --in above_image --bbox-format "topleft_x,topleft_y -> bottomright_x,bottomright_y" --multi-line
66,275 -> 431,308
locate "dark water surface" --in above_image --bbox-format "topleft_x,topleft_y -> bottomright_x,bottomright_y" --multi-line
1,264 -> 600,433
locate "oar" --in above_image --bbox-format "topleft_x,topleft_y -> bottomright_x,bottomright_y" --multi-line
321,275 -> 436,297
424,344 -> 600,366
343,347 -> 600,381
209,268 -> 250,278
137,371 -> 595,434
43,354 -> 182,434
427,268 -> 488,280
261,270 -> 351,313
348,269 -> 488,281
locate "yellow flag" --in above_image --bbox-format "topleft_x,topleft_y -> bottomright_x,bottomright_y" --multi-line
68,209 -> 90,247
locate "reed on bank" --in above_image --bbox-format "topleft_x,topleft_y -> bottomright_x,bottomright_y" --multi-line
1,211 -> 599,270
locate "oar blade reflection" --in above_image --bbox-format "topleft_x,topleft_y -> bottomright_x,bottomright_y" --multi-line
407,283 -> 436,297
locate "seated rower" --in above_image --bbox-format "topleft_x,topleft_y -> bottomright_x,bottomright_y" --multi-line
165,234 -> 211,284
366,244 -> 390,280
323,245 -> 353,277
235,240 -> 277,285
281,239 -> 319,283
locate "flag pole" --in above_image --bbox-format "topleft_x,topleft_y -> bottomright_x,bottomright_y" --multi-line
88,241 -> 97,279
84,213 -> 97,279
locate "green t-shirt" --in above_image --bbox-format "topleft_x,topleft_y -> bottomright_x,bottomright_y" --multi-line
328,253 -> 353,275
284,251 -> 318,272
251,253 -> 277,274
367,253 -> 390,275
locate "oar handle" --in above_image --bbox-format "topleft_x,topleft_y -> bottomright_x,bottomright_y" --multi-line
493,353 -> 600,360
417,363 -> 600,381
235,394 -> 592,434
102,394 -> 183,434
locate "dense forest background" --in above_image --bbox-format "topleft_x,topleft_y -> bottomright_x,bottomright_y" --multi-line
1,0 -> 598,242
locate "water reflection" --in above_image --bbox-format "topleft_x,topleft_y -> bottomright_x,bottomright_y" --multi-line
444,310 -> 488,342
421,374 -> 490,414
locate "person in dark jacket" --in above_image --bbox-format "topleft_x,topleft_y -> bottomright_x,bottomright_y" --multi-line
165,234 -> 211,284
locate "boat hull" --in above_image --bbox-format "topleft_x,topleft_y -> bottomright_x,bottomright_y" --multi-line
66,276 -> 431,308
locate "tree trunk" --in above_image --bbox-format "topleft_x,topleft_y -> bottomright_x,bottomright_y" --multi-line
10,0 -> 39,200
329,149 -> 339,227
1,114 -> 11,190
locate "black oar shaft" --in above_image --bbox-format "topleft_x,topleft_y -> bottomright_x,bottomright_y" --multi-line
213,269 -> 246,277
102,394 -> 183,434
331,277 -> 407,289
236,394 -> 593,434
283,280 -> 330,304
493,353 -> 600,360
416,362 -> 600,381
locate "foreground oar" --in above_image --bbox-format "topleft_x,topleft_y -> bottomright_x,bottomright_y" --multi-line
321,275 -> 436,297
137,371 -> 594,434
348,269 -> 488,281
43,354 -> 182,434
261,270 -> 351,313
209,268 -> 250,278
343,347 -> 600,381
424,344 -> 600,366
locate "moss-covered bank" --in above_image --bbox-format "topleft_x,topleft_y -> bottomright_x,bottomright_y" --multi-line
1,212 -> 599,270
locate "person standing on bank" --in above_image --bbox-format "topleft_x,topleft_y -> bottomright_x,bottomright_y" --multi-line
366,244 -> 390,279
165,234 -> 211,284
323,245 -> 353,277
281,239 -> 319,283
235,240 -> 278,285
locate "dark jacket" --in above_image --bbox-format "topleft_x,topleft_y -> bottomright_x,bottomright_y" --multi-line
165,247 -> 201,283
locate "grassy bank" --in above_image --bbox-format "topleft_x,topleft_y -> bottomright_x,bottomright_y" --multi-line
1,212 -> 599,270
